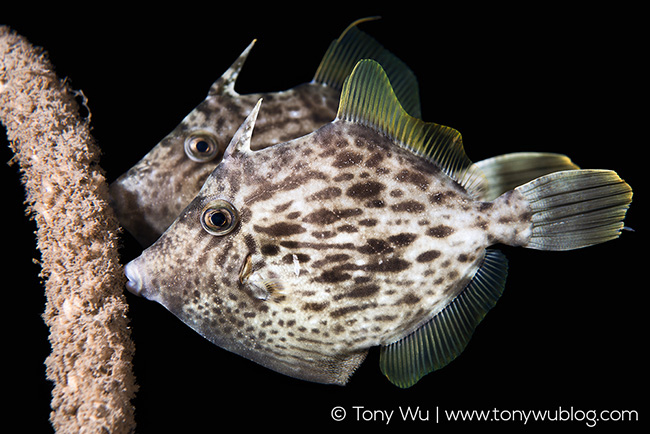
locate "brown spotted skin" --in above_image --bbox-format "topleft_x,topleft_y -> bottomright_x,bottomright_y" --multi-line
125,120 -> 533,385
110,83 -> 339,246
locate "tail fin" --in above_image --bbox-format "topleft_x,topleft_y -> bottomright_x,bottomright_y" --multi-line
515,169 -> 632,251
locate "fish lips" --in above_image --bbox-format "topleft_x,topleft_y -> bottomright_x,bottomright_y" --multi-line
124,258 -> 146,297
124,252 -> 176,306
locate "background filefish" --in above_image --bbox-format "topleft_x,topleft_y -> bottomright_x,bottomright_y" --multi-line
109,18 -> 422,247
124,60 -> 632,387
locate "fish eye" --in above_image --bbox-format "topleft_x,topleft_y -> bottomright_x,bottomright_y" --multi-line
201,200 -> 239,236
184,132 -> 219,163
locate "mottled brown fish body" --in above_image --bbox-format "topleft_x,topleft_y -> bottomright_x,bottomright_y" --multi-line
125,60 -> 632,387
110,20 -> 421,246
110,84 -> 339,245
126,121 -> 529,384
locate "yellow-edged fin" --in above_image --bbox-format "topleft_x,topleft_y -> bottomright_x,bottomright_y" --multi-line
476,152 -> 580,201
380,249 -> 508,388
313,18 -> 422,118
337,59 -> 487,198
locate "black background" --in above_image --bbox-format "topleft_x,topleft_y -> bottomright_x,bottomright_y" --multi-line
3,5 -> 645,433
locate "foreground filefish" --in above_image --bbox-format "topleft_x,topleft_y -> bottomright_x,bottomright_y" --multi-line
124,60 -> 632,387
110,18 -> 421,246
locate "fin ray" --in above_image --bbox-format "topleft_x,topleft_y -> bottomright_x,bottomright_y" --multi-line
380,250 -> 508,388
476,152 -> 580,201
337,59 -> 486,198
313,18 -> 422,118
515,169 -> 633,250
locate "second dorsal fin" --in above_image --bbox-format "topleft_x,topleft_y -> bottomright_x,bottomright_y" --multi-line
313,17 -> 422,118
336,59 -> 486,198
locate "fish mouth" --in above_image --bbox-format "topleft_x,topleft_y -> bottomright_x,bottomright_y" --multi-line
124,260 -> 143,296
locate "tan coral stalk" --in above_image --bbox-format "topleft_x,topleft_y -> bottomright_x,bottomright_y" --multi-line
0,26 -> 137,434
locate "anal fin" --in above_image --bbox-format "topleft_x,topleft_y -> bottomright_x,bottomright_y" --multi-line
379,249 -> 508,388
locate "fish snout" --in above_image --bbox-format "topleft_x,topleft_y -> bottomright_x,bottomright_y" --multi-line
124,259 -> 144,296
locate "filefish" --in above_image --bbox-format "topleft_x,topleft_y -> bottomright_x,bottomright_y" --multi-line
109,18 -> 421,247
124,60 -> 633,387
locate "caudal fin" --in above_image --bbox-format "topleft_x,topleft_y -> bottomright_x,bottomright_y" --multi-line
515,169 -> 633,251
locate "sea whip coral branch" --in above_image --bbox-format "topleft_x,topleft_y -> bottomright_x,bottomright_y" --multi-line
0,26 -> 137,433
